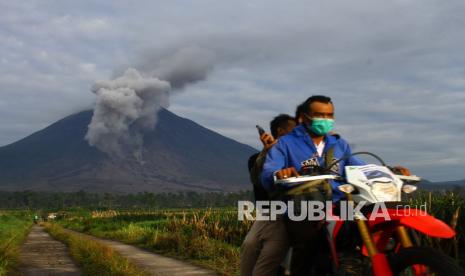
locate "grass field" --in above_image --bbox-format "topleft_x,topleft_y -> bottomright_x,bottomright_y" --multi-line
51,191 -> 465,274
408,191 -> 464,263
56,208 -> 250,275
0,211 -> 32,275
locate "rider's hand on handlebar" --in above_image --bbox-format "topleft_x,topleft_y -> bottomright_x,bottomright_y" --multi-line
391,166 -> 411,176
260,133 -> 277,150
276,167 -> 300,179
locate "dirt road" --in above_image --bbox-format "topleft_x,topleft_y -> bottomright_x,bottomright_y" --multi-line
18,225 -> 217,275
18,225 -> 81,276
64,229 -> 217,276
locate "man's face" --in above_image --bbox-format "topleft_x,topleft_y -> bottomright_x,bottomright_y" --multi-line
305,101 -> 334,121
277,120 -> 296,138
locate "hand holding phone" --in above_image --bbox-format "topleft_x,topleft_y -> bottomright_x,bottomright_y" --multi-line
256,125 -> 276,150
256,125 -> 265,136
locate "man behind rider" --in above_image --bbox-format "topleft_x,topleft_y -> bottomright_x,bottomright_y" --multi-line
261,95 -> 365,275
241,114 -> 296,276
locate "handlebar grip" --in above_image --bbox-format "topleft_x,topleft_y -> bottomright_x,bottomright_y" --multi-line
274,175 -> 340,185
396,175 -> 421,182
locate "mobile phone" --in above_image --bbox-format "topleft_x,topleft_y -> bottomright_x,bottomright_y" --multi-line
256,125 -> 265,135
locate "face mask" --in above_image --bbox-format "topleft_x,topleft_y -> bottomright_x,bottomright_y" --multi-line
308,118 -> 334,136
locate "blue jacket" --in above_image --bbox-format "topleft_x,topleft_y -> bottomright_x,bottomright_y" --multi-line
261,124 -> 365,201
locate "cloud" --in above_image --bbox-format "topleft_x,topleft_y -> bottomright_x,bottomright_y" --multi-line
1,0 -> 465,181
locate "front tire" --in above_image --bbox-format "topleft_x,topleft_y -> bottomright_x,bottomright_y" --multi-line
389,246 -> 464,276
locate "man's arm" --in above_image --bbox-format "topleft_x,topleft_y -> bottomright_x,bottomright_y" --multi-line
249,131 -> 276,184
260,141 -> 288,192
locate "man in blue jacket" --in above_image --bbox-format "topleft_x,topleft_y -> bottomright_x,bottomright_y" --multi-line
261,95 -> 364,275
261,95 -> 364,200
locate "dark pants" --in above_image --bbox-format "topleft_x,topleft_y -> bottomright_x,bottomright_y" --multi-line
286,219 -> 330,276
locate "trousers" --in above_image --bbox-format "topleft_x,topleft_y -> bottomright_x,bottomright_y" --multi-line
240,216 -> 289,276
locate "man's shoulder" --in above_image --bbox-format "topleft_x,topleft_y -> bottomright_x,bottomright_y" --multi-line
332,134 -> 348,144
280,125 -> 306,141
327,133 -> 351,149
249,152 -> 260,160
278,130 -> 306,146
248,152 -> 260,171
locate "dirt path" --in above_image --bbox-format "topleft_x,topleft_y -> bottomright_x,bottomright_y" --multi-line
18,225 -> 81,276
64,229 -> 217,276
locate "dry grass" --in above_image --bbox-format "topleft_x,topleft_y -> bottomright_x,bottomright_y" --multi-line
44,223 -> 147,276
59,208 -> 248,275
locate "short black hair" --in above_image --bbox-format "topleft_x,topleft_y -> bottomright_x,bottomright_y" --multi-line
270,114 -> 295,138
302,95 -> 332,114
295,102 -> 306,122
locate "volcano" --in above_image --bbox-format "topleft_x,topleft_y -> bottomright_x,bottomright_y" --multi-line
0,109 -> 256,193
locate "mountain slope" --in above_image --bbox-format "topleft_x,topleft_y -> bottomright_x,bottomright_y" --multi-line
0,109 -> 257,193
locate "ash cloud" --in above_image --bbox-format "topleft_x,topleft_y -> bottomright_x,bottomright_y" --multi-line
85,68 -> 170,159
150,46 -> 215,90
86,46 -> 215,159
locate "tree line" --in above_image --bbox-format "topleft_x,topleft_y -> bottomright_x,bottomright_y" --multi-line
0,190 -> 253,210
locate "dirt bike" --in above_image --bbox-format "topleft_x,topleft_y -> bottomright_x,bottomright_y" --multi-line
275,152 -> 464,276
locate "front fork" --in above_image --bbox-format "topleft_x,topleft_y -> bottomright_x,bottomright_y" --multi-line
344,194 -> 416,276
356,216 -> 394,276
347,194 -> 394,276
357,218 -> 417,276
396,226 -> 413,248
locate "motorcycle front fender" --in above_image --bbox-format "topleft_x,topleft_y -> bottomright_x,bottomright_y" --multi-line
367,208 -> 455,239
398,212 -> 455,238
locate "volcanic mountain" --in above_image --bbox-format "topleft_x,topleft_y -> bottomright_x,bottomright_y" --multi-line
0,109 -> 257,193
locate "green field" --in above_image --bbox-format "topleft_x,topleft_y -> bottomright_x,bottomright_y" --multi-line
407,191 -> 465,263
0,211 -> 32,275
49,191 -> 465,274
1,190 -> 464,275
56,208 -> 250,275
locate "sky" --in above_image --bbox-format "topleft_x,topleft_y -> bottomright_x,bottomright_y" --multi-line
1,0 -> 465,181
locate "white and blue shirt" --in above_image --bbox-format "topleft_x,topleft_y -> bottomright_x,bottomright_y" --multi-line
261,124 -> 365,201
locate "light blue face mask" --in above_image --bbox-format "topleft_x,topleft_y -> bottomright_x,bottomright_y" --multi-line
309,118 -> 334,136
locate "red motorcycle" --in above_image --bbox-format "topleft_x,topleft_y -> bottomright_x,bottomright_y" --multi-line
276,153 -> 463,275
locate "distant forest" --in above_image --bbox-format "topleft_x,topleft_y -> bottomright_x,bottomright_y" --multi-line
0,190 -> 253,210
1,185 -> 464,210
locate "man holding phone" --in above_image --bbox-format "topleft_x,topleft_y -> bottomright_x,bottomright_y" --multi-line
241,114 -> 296,276
260,96 -> 363,275
261,95 -> 409,275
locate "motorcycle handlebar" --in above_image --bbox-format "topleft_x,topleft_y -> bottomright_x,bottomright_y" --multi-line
274,174 -> 341,185
273,170 -> 421,186
396,174 -> 421,182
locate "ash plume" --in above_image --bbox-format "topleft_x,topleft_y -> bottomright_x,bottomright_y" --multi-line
85,68 -> 170,159
85,46 -> 215,160
150,46 -> 215,90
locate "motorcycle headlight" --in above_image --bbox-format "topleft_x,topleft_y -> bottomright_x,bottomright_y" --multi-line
402,184 -> 417,194
371,182 -> 399,202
